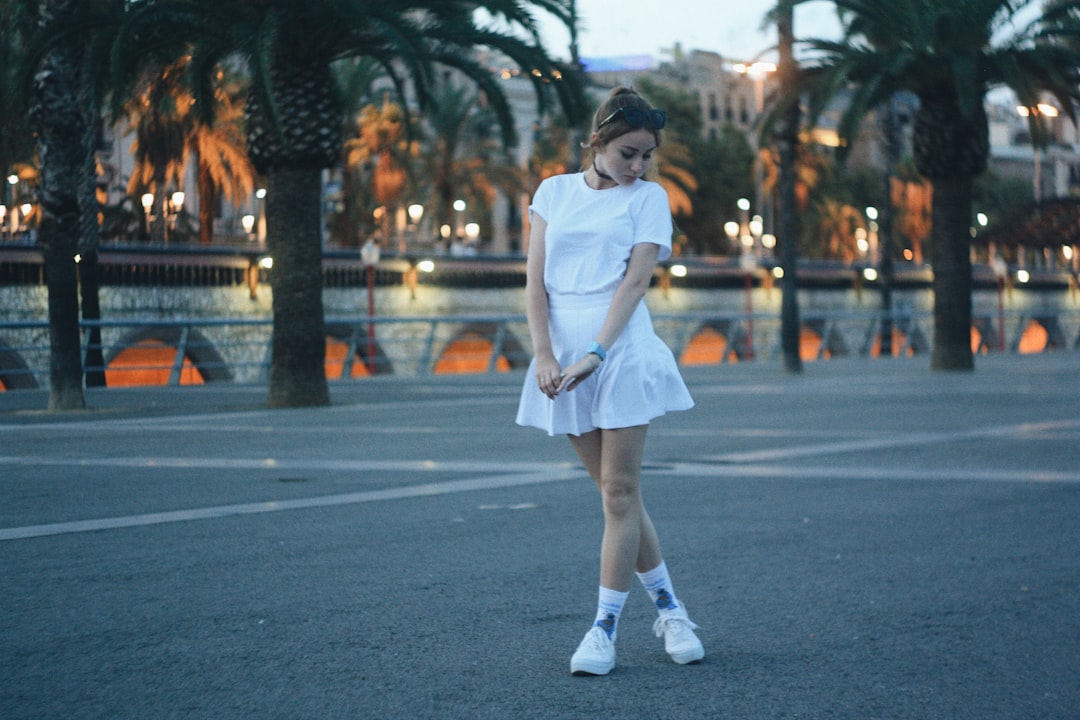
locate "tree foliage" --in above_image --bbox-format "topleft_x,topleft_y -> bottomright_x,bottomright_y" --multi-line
105,0 -> 587,406
771,0 -> 1080,370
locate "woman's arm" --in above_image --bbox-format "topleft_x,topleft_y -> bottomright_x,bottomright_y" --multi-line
558,242 -> 660,392
525,215 -> 564,398
595,241 -> 660,350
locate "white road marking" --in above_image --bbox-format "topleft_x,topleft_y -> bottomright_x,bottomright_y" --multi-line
3,417 -> 1076,542
0,467 -> 585,542
698,419 -> 1080,463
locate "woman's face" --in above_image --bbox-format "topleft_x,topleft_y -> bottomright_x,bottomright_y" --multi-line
592,128 -> 657,186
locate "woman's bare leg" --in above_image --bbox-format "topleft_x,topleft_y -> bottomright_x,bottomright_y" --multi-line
568,425 -> 659,591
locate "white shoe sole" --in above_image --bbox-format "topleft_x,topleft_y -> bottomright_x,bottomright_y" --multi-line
670,646 -> 705,664
571,659 -> 614,676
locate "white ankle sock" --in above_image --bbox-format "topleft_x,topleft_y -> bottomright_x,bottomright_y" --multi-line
636,560 -> 683,616
593,586 -> 629,639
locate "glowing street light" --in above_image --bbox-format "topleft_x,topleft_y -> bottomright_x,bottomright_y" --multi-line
1017,104 -> 1059,203
732,61 -> 777,113
141,193 -> 154,239
402,203 -> 425,254
360,238 -> 381,372
724,221 -> 740,252
991,249 -> 1008,352
408,203 -> 424,225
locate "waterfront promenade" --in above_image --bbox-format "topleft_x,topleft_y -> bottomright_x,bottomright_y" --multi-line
2,354 -> 1078,719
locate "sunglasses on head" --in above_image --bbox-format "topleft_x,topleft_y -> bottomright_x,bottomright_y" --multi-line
596,106 -> 667,132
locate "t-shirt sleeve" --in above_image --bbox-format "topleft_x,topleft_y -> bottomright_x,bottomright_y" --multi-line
634,183 -> 674,261
529,178 -> 552,222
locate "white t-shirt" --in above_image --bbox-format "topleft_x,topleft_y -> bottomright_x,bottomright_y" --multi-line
529,173 -> 673,299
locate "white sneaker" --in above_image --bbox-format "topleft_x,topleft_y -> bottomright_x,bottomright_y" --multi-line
653,614 -> 704,664
570,626 -> 616,676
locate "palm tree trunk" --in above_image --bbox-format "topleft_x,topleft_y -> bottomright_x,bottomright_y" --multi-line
34,0 -> 86,410
930,175 -> 974,371
151,168 -> 167,243
80,249 -> 107,387
79,90 -> 104,387
198,153 -> 215,244
776,0 -> 802,373
878,98 -> 900,358
265,167 -> 330,407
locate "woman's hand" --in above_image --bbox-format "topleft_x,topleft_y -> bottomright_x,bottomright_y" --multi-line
555,354 -> 602,394
534,355 -> 564,399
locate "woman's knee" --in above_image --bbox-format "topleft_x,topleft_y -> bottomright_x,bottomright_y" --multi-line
600,476 -> 641,519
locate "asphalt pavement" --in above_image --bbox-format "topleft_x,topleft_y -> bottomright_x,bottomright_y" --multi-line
2,354 -> 1078,719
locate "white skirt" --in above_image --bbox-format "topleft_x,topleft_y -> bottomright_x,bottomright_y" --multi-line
516,294 -> 694,436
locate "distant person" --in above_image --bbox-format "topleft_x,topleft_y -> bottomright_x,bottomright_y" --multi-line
516,87 -> 702,676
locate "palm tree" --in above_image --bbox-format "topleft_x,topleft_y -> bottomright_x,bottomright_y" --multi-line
778,0 -> 1080,370
26,0 -> 98,410
20,0 -> 133,401
124,60 -> 190,242
332,57 -> 390,247
191,66 -> 255,245
891,160 -> 932,265
344,95 -> 417,244
112,0 -> 586,407
776,0 -> 803,373
421,81 -> 526,248
816,198 -> 866,262
123,58 -> 254,244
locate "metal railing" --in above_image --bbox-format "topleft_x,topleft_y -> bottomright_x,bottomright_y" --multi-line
1,308 -> 1078,391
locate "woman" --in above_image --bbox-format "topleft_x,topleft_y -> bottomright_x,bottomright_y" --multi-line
516,87 -> 703,676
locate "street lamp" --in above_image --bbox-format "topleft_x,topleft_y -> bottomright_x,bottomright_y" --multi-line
724,221 -> 740,253
439,224 -> 452,253
141,192 -> 154,239
15,203 -> 33,238
464,222 -> 480,253
865,207 -> 879,265
167,191 -> 185,242
732,61 -> 777,115
856,227 -> 869,260
255,188 -> 267,244
991,248 -> 1008,353
739,251 -> 758,360
406,203 -> 424,253
749,214 -> 763,256
737,197 -> 750,222
1016,103 -> 1058,203
1064,244 -> 1078,274
360,238 -> 381,372
733,65 -> 776,222
408,203 -> 424,225
5,174 -> 16,237
736,198 -> 754,255
453,199 -> 466,239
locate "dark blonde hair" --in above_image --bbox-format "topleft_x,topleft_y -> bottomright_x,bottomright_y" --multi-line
591,87 -> 663,147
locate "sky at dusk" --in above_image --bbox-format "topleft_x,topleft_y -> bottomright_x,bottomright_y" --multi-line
535,0 -> 844,64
